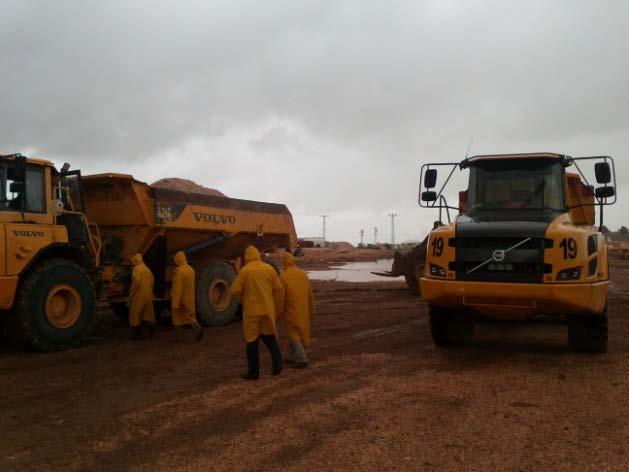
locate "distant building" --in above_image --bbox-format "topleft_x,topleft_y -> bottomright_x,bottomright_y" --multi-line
299,237 -> 325,248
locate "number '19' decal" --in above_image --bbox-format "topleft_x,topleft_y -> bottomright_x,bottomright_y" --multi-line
431,237 -> 443,257
560,238 -> 577,259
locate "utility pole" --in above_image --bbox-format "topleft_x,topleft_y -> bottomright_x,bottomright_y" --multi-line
374,226 -> 378,244
360,229 -> 364,247
320,215 -> 330,244
388,213 -> 398,246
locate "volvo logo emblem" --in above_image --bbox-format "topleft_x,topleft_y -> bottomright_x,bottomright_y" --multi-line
492,249 -> 505,262
467,237 -> 532,274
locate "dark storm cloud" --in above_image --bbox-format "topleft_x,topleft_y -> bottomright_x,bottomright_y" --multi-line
1,0 -> 628,241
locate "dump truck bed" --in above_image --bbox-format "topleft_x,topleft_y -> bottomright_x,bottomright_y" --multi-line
81,173 -> 297,262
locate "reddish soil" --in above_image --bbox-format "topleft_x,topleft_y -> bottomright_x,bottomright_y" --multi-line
1,260 -> 629,471
151,178 -> 226,197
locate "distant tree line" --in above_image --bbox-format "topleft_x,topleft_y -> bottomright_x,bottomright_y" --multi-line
602,225 -> 629,241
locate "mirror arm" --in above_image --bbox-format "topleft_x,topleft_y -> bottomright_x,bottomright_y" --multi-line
430,164 -> 458,208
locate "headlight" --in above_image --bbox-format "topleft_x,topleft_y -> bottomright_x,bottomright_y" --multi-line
557,266 -> 581,281
430,263 -> 446,277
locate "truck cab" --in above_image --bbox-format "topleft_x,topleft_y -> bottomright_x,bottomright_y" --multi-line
419,153 -> 616,352
0,153 -> 100,351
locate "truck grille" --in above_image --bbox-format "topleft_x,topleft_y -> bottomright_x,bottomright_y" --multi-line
454,237 -> 549,283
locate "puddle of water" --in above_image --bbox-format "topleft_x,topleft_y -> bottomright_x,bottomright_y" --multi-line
308,259 -> 404,282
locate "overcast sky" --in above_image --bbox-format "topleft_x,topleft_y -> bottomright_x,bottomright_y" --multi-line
2,0 -> 628,244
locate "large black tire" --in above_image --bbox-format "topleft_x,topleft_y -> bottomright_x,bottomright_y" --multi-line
429,305 -> 474,346
13,258 -> 96,351
568,309 -> 608,353
195,261 -> 239,327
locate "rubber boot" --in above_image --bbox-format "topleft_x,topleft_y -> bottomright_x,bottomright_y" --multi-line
144,322 -> 155,339
261,335 -> 282,376
242,339 -> 260,380
192,322 -> 204,342
291,341 -> 308,368
130,326 -> 142,340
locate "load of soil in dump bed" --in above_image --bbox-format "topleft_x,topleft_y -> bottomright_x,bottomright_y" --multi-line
151,178 -> 226,197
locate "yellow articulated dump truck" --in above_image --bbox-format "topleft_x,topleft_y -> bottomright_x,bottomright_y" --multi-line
0,153 -> 296,351
418,153 -> 616,353
82,173 -> 296,326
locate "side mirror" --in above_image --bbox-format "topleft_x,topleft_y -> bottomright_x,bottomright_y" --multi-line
595,162 -> 611,184
421,191 -> 437,202
424,169 -> 437,189
595,186 -> 614,199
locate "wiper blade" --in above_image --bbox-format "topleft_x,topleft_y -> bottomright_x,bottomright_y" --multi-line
520,182 -> 545,208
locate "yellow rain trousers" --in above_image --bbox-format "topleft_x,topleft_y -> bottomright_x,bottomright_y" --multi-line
279,252 -> 316,345
129,253 -> 156,327
231,246 -> 282,342
171,251 -> 197,326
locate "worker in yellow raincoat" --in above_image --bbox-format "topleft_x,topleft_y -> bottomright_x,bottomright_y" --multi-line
128,253 -> 156,340
231,246 -> 283,380
171,251 -> 204,342
278,251 -> 315,368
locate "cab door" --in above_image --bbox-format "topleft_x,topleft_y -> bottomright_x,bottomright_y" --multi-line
3,162 -> 60,276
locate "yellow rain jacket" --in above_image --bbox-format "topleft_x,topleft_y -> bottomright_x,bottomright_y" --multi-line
129,253 -> 156,327
231,246 -> 282,342
279,252 -> 316,345
171,251 -> 197,326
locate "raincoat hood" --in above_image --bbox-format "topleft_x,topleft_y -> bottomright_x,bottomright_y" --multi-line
174,251 -> 187,266
131,253 -> 144,266
282,251 -> 296,268
244,246 -> 261,263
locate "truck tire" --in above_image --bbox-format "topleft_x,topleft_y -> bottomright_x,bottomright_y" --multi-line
196,261 -> 239,327
568,309 -> 608,353
13,258 -> 96,351
429,305 -> 474,346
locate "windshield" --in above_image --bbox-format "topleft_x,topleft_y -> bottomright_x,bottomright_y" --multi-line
467,159 -> 565,215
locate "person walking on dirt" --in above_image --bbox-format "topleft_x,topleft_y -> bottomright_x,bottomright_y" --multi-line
128,253 -> 156,340
171,251 -> 204,342
231,246 -> 283,380
278,251 -> 315,368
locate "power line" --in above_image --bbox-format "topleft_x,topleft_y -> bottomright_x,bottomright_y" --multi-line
360,229 -> 364,247
374,226 -> 378,244
320,215 -> 330,243
388,213 -> 398,245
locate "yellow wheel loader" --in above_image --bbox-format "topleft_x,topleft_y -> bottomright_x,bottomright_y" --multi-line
418,153 -> 616,353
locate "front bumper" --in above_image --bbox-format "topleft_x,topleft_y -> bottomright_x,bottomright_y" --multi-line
420,277 -> 608,319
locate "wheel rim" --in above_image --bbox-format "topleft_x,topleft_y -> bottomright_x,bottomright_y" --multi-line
209,279 -> 230,311
45,284 -> 82,329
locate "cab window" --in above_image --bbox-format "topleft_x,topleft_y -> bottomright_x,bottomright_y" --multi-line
0,164 -> 46,213
25,167 -> 46,213
0,164 -> 24,211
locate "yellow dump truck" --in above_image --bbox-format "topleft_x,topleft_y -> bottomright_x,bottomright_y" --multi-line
418,153 -> 616,352
0,153 -> 296,350
82,173 -> 296,326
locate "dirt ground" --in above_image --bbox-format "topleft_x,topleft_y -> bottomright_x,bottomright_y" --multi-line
2,257 -> 629,471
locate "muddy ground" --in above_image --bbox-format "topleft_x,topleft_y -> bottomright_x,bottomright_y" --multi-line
1,257 -> 629,471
